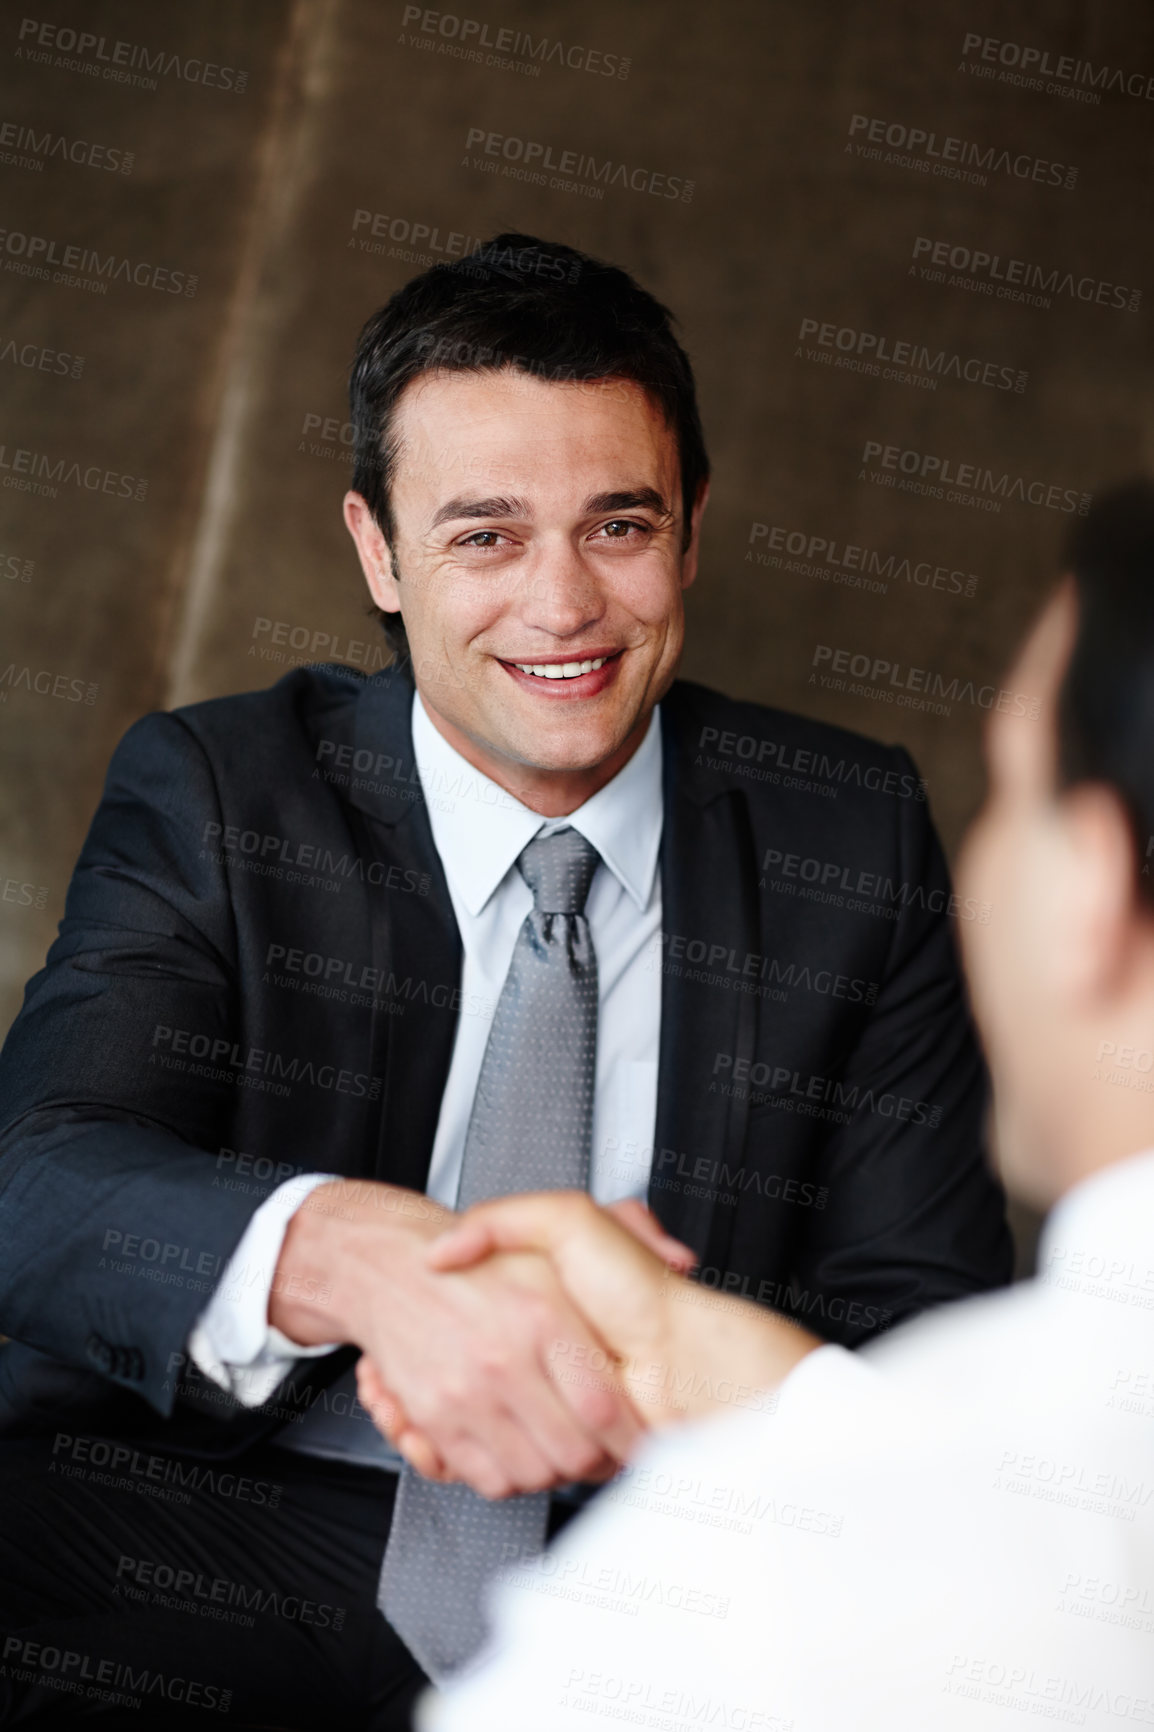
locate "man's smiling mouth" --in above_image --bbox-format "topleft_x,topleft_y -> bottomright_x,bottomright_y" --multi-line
509,656 -> 610,680
497,649 -> 623,683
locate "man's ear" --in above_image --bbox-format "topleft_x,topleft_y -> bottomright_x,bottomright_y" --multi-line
343,491 -> 401,616
1053,783 -> 1143,1006
679,477 -> 711,592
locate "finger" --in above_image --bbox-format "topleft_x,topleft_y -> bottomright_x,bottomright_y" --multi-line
394,1426 -> 452,1481
355,1356 -> 408,1439
432,1325 -> 627,1489
543,1335 -> 646,1465
421,1397 -> 573,1496
580,1455 -> 623,1485
441,1267 -> 647,1480
356,1359 -> 452,1480
413,1397 -> 608,1493
605,1198 -> 698,1271
487,1357 -> 628,1485
426,1191 -> 614,1270
383,1283 -> 623,1490
433,1434 -> 523,1502
425,1217 -> 497,1272
356,1363 -> 454,1481
466,1406 -> 569,1495
532,1295 -> 648,1463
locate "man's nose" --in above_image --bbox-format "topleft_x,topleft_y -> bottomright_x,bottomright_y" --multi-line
515,550 -> 606,636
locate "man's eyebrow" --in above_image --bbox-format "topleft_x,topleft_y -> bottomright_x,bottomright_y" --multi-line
582,488 -> 673,520
429,495 -> 532,531
427,487 -> 674,532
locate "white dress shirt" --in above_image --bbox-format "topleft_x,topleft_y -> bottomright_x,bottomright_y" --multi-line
187,689 -> 664,1406
420,1147 -> 1154,1731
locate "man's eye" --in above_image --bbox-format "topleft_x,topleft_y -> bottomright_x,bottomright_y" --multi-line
458,530 -> 506,548
597,519 -> 648,540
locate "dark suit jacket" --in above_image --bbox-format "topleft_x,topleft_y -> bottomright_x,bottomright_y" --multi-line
0,662 -> 1011,1456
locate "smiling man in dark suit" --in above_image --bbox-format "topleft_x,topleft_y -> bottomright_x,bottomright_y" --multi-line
0,233 -> 1011,1730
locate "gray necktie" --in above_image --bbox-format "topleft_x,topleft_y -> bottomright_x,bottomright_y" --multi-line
378,825 -> 601,1683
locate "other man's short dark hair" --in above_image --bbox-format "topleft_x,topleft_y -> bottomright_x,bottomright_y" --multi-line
1058,478 -> 1154,907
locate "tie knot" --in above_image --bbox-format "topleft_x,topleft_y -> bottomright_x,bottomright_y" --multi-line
517,826 -> 601,915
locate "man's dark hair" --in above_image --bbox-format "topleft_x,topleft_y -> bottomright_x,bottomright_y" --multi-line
1058,478 -> 1154,904
348,232 -> 710,661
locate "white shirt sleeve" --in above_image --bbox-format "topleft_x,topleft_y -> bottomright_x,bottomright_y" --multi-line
187,1172 -> 345,1408
417,1344 -> 873,1732
418,1269 -> 1154,1732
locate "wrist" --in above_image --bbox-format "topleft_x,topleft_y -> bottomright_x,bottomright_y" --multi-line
613,1269 -> 692,1423
269,1180 -> 452,1346
630,1274 -> 820,1423
680,1286 -> 820,1411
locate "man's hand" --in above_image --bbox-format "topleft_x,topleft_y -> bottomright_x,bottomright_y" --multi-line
270,1179 -> 663,1499
420,1191 -> 823,1424
601,1197 -> 699,1276
354,1197 -> 698,1481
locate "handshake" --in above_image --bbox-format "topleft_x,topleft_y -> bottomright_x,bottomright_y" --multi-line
272,1182 -> 820,1501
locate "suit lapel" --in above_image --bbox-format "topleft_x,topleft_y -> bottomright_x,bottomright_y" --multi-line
341,665 -> 462,1194
650,692 -> 760,1276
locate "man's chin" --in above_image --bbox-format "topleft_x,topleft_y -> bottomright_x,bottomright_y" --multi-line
500,731 -> 632,776
422,668 -> 657,786
490,713 -> 648,785
488,690 -> 647,768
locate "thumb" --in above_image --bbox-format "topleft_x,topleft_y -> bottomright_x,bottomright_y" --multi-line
427,1194 -> 694,1274
425,1193 -> 676,1370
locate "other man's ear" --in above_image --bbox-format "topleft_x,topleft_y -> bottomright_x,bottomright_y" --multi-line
679,478 -> 711,592
1051,782 -> 1145,1007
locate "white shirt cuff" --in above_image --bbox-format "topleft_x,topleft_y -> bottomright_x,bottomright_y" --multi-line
773,1338 -> 881,1414
188,1172 -> 344,1408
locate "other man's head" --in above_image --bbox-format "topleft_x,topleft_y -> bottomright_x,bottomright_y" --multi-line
958,480 -> 1154,1211
341,234 -> 710,805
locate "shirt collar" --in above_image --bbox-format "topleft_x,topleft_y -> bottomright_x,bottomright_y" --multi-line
411,690 -> 663,918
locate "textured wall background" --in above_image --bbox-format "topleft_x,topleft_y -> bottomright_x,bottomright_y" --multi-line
2,0 -> 1153,1265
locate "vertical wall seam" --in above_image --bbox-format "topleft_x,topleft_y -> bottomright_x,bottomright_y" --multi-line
162,0 -> 335,710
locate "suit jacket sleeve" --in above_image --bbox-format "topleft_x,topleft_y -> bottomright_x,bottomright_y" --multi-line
787,748 -> 1012,1339
0,710 -> 288,1416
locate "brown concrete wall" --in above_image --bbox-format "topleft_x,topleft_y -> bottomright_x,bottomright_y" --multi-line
3,0 -> 1153,1265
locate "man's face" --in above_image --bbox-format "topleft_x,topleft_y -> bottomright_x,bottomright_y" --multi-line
354,368 -> 705,792
955,582 -> 1079,1206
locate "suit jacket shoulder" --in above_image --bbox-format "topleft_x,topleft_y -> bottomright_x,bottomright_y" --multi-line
167,660 -> 375,776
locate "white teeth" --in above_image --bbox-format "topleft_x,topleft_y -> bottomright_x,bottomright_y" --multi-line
512,656 -> 608,680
